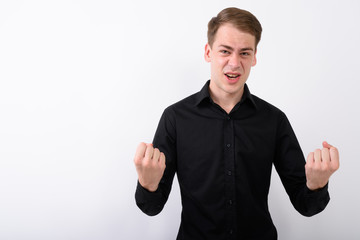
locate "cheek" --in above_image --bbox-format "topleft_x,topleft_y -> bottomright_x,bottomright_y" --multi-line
243,61 -> 254,71
216,58 -> 228,70
212,59 -> 225,72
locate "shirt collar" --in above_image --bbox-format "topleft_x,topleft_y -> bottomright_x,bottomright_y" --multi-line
195,80 -> 257,109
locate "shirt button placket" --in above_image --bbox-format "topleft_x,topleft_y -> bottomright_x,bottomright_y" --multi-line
224,115 -> 236,239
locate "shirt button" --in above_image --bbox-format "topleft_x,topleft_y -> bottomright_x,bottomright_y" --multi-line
226,143 -> 231,148
227,170 -> 232,176
229,229 -> 233,235
229,200 -> 233,205
227,116 -> 231,120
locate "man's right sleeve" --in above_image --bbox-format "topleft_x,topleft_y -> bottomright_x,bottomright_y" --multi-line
135,107 -> 177,216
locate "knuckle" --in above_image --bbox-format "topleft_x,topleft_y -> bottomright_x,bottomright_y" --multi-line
153,148 -> 160,157
312,165 -> 320,171
321,164 -> 329,171
161,162 -> 166,170
138,142 -> 146,151
142,156 -> 150,162
134,157 -> 141,165
331,163 -> 340,171
330,146 -> 338,152
330,148 -> 339,156
142,160 -> 152,168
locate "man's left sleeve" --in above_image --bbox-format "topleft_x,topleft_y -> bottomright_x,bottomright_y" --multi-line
273,111 -> 330,217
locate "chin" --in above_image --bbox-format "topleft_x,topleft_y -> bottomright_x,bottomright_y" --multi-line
224,80 -> 244,89
223,86 -> 242,94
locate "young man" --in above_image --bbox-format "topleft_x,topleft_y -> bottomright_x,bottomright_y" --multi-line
134,7 -> 339,240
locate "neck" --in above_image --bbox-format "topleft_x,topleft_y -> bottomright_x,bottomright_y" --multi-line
209,85 -> 244,114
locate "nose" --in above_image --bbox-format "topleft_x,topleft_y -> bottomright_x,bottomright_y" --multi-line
228,54 -> 241,70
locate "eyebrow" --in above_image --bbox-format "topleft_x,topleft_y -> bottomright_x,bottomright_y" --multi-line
219,44 -> 254,52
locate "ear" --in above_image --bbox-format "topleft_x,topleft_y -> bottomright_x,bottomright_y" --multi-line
204,43 -> 211,63
251,49 -> 257,67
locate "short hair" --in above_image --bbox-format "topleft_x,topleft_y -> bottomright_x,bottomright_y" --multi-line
207,7 -> 262,49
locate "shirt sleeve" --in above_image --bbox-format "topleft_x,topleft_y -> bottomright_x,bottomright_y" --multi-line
273,111 -> 330,217
135,107 -> 177,216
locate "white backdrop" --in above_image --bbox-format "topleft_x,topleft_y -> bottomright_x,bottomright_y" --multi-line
0,0 -> 359,239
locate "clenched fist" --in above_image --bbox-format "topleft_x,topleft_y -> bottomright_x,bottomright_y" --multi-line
134,142 -> 166,192
305,141 -> 340,191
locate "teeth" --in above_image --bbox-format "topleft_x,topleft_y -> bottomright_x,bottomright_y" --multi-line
226,74 -> 239,78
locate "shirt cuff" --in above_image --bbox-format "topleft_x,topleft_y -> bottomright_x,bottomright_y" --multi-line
305,182 -> 329,195
135,180 -> 164,216
135,180 -> 163,205
136,180 -> 160,194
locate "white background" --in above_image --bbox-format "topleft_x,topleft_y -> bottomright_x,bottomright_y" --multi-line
0,0 -> 359,239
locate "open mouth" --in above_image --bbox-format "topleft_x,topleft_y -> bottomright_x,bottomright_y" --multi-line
225,73 -> 240,79
224,73 -> 241,83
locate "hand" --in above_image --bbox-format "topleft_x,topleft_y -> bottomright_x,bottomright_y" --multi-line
134,142 -> 166,192
305,141 -> 340,191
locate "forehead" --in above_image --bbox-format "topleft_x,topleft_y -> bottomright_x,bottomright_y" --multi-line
213,23 -> 256,49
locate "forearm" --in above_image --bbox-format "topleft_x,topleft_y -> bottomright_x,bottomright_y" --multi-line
135,180 -> 168,216
135,108 -> 177,216
289,181 -> 330,217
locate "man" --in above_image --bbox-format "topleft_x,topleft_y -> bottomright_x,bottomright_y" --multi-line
134,7 -> 339,240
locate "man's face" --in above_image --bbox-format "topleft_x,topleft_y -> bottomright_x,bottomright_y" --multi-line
205,23 -> 257,98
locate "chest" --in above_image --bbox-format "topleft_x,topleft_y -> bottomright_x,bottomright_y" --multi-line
175,116 -> 277,182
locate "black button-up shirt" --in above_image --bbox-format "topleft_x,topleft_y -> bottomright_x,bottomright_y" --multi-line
135,81 -> 330,240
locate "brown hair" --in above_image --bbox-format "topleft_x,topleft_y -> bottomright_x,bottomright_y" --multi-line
207,7 -> 262,49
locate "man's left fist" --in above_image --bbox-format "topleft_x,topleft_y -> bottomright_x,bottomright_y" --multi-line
305,141 -> 340,191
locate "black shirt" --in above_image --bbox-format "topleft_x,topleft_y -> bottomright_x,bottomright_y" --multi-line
135,81 -> 330,240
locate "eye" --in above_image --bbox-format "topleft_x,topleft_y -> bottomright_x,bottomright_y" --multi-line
240,52 -> 250,56
220,50 -> 230,54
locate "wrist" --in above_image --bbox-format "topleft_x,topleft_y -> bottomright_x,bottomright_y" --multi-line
306,181 -> 328,191
138,180 -> 159,192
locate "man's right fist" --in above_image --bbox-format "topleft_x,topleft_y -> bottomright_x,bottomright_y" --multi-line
134,142 -> 166,192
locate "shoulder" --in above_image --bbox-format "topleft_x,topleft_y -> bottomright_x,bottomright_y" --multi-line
164,81 -> 210,113
251,94 -> 287,120
164,91 -> 200,115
